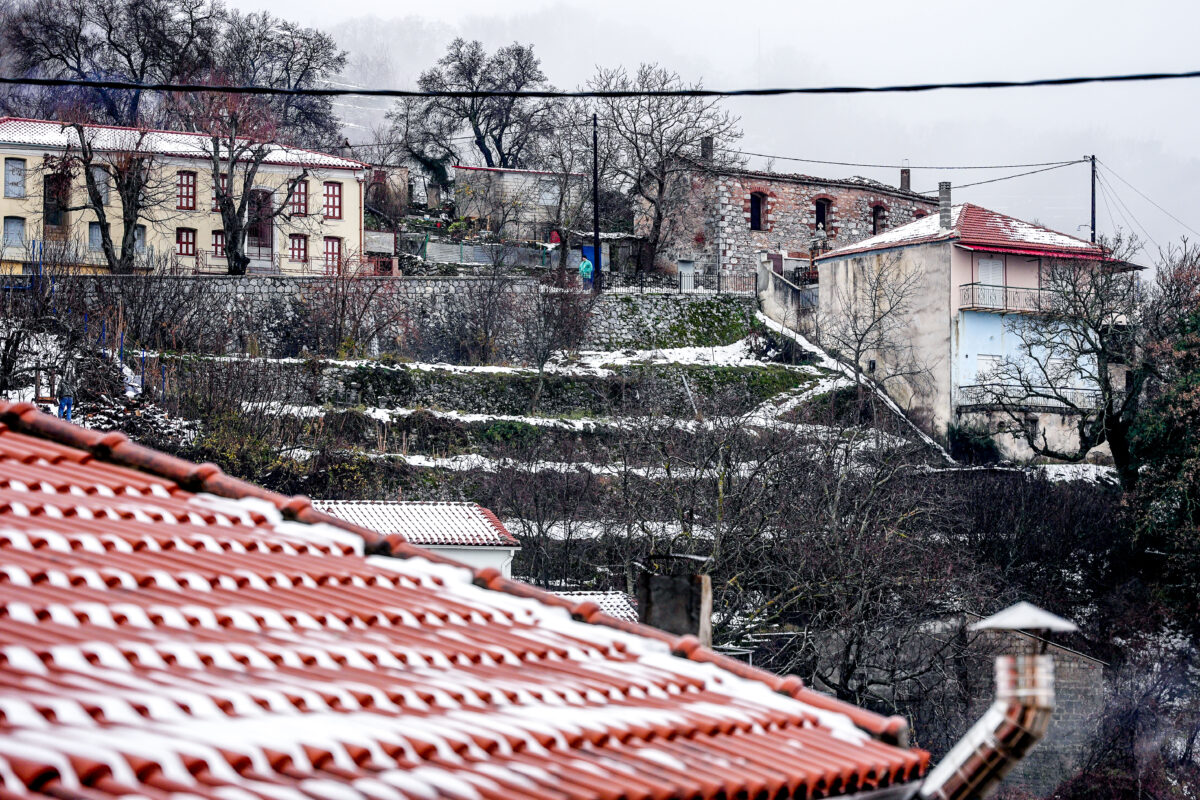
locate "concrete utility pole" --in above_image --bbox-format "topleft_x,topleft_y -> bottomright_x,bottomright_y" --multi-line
1090,154 -> 1097,243
592,113 -> 602,293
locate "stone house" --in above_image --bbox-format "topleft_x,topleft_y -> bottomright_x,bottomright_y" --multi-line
0,117 -> 367,275
653,162 -> 937,279
452,164 -> 586,242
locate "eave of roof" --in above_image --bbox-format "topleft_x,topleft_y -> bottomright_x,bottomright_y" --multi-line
0,116 -> 369,172
0,400 -> 918,747
698,162 -> 938,205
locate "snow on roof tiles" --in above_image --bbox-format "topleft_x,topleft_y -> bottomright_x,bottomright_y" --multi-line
555,590 -> 639,623
820,203 -> 1105,261
0,400 -> 928,799
312,499 -> 519,547
0,117 -> 366,171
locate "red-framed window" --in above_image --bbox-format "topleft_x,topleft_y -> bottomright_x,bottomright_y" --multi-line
323,181 -> 342,219
289,234 -> 308,263
176,228 -> 196,256
212,229 -> 226,258
212,173 -> 227,211
176,171 -> 196,210
290,180 -> 308,215
323,236 -> 341,272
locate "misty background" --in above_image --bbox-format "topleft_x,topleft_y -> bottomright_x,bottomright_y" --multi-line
235,0 -> 1199,258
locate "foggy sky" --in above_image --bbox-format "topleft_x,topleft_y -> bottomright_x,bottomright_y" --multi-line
239,0 -> 1199,257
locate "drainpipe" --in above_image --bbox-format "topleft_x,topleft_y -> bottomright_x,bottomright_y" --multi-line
920,602 -> 1078,800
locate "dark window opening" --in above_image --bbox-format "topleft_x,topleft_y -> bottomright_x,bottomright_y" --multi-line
247,189 -> 274,258
815,198 -> 831,231
43,175 -> 70,229
749,193 -> 765,231
871,205 -> 886,235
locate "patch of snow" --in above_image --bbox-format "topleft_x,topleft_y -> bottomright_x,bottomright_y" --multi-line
1037,463 -> 1119,486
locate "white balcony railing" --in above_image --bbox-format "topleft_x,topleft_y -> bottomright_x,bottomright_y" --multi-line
957,383 -> 1105,411
959,283 -> 1047,313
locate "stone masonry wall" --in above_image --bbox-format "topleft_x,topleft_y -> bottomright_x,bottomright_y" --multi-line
40,274 -> 754,359
658,168 -> 938,279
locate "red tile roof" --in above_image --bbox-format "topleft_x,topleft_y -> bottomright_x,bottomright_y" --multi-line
555,591 -> 639,624
0,401 -> 928,799
819,203 -> 1106,261
312,500 -> 520,547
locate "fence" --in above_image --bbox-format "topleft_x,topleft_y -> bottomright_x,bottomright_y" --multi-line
603,270 -> 757,295
956,383 -> 1105,411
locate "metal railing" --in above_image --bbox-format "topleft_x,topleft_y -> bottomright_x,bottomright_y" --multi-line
959,283 -> 1047,313
603,270 -> 757,295
957,383 -> 1104,411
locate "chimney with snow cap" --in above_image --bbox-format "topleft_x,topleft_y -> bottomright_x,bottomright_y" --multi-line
939,182 -> 952,230
920,602 -> 1078,800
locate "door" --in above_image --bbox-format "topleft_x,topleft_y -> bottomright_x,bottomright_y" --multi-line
678,259 -> 695,292
246,189 -> 274,267
977,257 -> 1004,308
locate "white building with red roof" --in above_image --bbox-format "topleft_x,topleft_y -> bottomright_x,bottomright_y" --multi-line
815,189 -> 1116,454
313,499 -> 520,577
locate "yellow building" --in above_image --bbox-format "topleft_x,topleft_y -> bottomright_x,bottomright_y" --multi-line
0,118 -> 367,275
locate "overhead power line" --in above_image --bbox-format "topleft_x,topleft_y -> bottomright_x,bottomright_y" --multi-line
1097,160 -> 1200,239
4,68 -> 1200,99
916,160 -> 1088,194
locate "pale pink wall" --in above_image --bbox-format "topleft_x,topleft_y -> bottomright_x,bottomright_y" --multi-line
950,248 -> 1043,314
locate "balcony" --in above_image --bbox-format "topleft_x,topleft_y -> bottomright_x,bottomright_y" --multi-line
959,283 -> 1047,313
956,383 -> 1104,412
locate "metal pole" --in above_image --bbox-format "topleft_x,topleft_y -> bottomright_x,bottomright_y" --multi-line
592,113 -> 602,294
1090,155 -> 1097,243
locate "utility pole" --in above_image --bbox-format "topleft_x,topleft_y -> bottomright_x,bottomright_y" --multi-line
1090,154 -> 1097,243
592,113 -> 602,293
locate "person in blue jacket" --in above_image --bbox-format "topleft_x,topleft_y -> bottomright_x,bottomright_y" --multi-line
579,255 -> 594,290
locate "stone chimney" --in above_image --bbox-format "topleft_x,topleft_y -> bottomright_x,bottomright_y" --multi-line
700,136 -> 714,162
900,168 -> 911,192
938,181 -> 952,230
637,559 -> 713,647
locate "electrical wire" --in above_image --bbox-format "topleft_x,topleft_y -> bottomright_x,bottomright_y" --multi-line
1097,160 -> 1200,239
1098,172 -> 1159,251
5,67 -> 1200,99
915,160 -> 1087,194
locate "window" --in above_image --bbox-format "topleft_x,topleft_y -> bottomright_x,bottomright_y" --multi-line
323,181 -> 342,219
290,180 -> 308,215
212,230 -> 226,258
978,257 -> 1004,286
43,175 -> 69,227
4,158 -> 25,198
289,234 -> 308,263
749,193 -> 765,231
176,227 -> 196,256
89,166 -> 110,205
913,210 -> 928,219
323,236 -> 341,271
176,171 -> 196,210
871,205 -> 886,235
815,198 -> 831,231
133,225 -> 146,254
87,222 -> 107,251
2,216 -> 24,247
212,173 -> 227,211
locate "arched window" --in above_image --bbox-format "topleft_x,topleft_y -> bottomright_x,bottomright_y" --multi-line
913,210 -> 928,219
815,198 -> 831,231
749,192 -> 766,231
871,205 -> 886,235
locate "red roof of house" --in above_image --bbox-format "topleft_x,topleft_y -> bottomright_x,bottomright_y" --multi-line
312,500 -> 520,547
0,401 -> 928,800
819,203 -> 1106,261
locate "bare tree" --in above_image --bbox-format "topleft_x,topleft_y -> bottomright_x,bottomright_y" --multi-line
589,64 -> 742,271
817,251 -> 936,413
514,273 -> 595,412
973,239 -> 1148,485
2,0 -> 222,125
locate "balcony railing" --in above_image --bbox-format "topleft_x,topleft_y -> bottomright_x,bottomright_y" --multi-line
957,383 -> 1104,411
959,283 -> 1047,313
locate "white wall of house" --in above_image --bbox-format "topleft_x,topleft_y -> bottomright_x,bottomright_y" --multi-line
426,544 -> 517,578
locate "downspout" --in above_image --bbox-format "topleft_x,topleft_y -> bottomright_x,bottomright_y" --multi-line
919,602 -> 1076,800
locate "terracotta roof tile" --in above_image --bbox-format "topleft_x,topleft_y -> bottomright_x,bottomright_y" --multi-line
0,401 -> 928,799
555,591 -> 639,623
820,203 -> 1106,261
312,500 -> 520,547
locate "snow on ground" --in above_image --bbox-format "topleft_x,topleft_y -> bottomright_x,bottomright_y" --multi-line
755,311 -> 954,463
552,339 -> 773,376
1037,463 -> 1119,485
